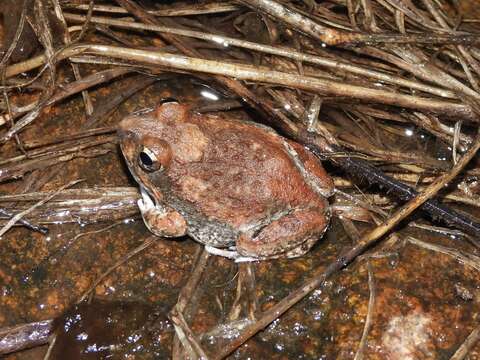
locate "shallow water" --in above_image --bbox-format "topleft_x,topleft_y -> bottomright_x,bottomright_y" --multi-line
1,2 -> 480,359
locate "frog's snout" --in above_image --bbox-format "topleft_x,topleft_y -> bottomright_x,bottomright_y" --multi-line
117,116 -> 137,140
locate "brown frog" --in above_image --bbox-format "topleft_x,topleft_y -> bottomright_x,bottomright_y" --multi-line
118,100 -> 333,261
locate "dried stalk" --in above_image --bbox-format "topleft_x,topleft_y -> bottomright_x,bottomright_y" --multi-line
353,261 -> 376,360
0,142 -> 113,182
407,237 -> 480,272
170,308 -> 210,360
63,46 -> 480,120
0,187 -> 138,202
240,0 -> 480,45
0,208 -> 47,233
0,67 -> 129,136
6,44 -> 473,130
64,13 -> 456,99
0,134 -> 115,166
21,126 -> 115,150
171,248 -> 210,359
52,0 -> 94,115
450,325 -> 480,360
0,320 -> 52,355
77,235 -> 158,302
0,68 -> 129,126
62,1 -> 240,17
0,179 -> 81,237
0,187 -> 139,225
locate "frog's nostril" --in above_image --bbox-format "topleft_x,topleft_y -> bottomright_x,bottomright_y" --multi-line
117,116 -> 137,135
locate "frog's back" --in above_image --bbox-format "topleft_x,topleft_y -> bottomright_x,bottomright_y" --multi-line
167,113 -> 328,228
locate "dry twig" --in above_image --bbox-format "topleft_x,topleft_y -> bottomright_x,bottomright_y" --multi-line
0,179 -> 81,237
0,320 -> 52,356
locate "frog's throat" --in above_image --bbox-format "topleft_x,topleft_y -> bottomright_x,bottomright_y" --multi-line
140,175 -> 239,249
139,184 -> 159,211
164,191 -> 239,248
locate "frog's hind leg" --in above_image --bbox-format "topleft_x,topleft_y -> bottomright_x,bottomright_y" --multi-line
237,206 -> 330,259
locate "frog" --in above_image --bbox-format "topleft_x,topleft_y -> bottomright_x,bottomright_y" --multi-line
118,99 -> 334,261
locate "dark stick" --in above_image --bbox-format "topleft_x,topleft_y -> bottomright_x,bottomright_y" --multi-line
0,208 -> 48,234
300,132 -> 480,237
332,154 -> 480,236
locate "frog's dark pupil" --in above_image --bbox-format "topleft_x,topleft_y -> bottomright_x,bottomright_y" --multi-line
139,151 -> 153,168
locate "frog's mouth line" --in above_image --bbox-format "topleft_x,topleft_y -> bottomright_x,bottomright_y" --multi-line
124,161 -> 156,205
138,183 -> 161,211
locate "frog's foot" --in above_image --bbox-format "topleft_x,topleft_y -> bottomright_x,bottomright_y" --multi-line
205,245 -> 258,262
138,186 -> 187,237
237,207 -> 330,259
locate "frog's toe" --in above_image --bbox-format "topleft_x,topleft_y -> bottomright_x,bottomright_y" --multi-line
205,245 -> 257,262
205,245 -> 238,259
234,255 -> 259,263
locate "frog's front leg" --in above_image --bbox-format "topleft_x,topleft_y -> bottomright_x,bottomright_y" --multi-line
236,206 -> 330,259
138,186 -> 187,237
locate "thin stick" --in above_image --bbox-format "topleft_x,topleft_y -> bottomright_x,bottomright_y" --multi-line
0,179 -> 81,237
43,333 -> 56,360
0,67 -> 129,140
171,321 -> 198,360
63,2 -> 240,17
52,0 -> 94,116
175,248 -> 210,313
77,235 -> 158,302
240,0 -> 480,46
450,325 -> 480,360
0,320 -> 52,355
170,308 -> 210,360
3,45 -> 475,125
64,13 -> 455,99
214,128 -> 480,359
0,208 -> 48,234
21,127 -> 115,150
353,261 -> 376,360
1,134 -> 115,166
0,186 -> 138,202
407,237 -> 480,272
0,146 -> 112,182
76,45 -> 478,120
171,248 -> 210,359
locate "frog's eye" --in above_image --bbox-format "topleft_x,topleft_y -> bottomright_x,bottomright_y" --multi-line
138,147 -> 162,172
159,97 -> 179,106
